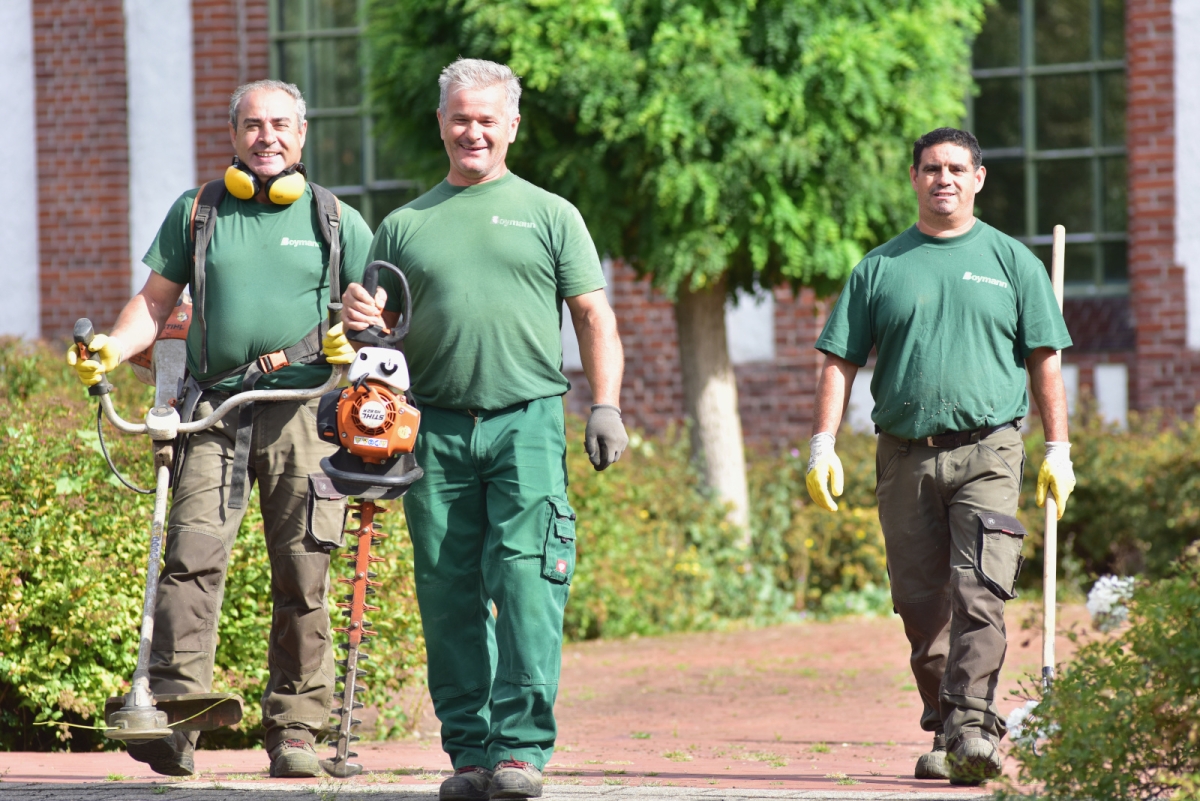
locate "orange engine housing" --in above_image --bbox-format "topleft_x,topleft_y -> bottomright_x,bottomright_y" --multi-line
336,381 -> 420,464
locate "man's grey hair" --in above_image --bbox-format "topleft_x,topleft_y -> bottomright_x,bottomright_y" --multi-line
438,58 -> 521,119
229,79 -> 307,129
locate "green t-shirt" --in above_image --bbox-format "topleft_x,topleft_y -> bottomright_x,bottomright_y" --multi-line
371,172 -> 606,410
815,221 -> 1073,440
143,185 -> 373,390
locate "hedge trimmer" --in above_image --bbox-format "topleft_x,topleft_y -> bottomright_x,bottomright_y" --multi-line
313,261 -> 424,777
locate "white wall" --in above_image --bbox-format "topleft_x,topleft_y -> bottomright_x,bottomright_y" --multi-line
1177,0 -> 1200,349
0,0 -> 40,337
1095,363 -> 1129,429
124,0 -> 196,294
726,289 -> 776,364
561,258 -> 613,372
845,368 -> 875,433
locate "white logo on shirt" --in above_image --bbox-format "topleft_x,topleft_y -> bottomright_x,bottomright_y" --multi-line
280,236 -> 320,248
963,271 -> 1008,289
491,215 -> 537,229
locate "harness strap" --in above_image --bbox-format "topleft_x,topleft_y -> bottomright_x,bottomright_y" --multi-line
190,181 -> 226,375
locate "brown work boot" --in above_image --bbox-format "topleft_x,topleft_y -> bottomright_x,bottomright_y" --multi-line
268,737 -> 321,778
490,759 -> 543,798
439,765 -> 493,800
947,733 -> 1003,786
126,730 -> 195,777
914,731 -> 948,779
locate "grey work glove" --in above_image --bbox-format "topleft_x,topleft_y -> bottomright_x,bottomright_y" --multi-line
585,404 -> 628,471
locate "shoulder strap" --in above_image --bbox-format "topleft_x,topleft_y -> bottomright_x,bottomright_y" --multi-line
190,180 -> 226,375
309,182 -> 343,306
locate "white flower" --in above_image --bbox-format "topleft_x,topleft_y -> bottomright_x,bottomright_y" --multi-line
1086,575 -> 1136,633
1007,699 -> 1055,745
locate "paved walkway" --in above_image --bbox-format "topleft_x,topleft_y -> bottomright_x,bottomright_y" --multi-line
1,603 -> 1078,799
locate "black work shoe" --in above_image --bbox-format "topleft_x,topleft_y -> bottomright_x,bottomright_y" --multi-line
914,731 -> 949,780
126,731 -> 195,777
490,759 -> 543,799
440,766 -> 493,800
268,738 -> 321,778
947,735 -> 1003,786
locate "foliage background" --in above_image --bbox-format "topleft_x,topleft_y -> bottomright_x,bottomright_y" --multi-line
3,341 -> 1199,751
366,0 -> 986,297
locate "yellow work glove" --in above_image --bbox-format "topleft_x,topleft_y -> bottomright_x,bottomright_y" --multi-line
65,334 -> 123,387
805,432 -> 844,512
322,322 -> 355,364
1036,441 -> 1076,520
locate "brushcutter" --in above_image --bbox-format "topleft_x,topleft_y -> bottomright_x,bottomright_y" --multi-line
313,260 -> 424,778
74,316 -> 346,742
1042,224 -> 1066,691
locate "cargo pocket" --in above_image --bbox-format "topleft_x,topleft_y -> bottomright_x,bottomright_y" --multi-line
306,471 -> 348,552
542,497 -> 577,584
975,511 -> 1026,600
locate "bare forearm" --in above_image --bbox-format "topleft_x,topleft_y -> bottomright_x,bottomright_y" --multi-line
1028,348 -> 1069,441
576,310 -> 623,407
812,354 -> 859,436
108,275 -> 185,361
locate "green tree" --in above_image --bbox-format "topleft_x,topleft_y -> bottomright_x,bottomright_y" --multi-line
366,0 -> 984,524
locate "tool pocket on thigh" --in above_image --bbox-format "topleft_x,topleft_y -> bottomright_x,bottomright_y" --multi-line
306,471 -> 348,552
975,511 -> 1026,600
542,497 -> 577,584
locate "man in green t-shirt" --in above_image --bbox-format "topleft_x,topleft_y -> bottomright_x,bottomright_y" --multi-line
341,59 -> 626,801
807,128 -> 1076,786
67,80 -> 372,779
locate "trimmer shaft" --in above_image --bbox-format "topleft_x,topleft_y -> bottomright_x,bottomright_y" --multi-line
320,501 -> 386,778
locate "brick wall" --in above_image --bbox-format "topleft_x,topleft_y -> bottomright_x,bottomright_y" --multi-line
564,261 -> 830,447
193,0 -> 270,181
1127,0 -> 1200,414
34,0 -> 131,339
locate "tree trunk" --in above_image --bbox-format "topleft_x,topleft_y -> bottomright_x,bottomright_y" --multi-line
674,276 -> 750,533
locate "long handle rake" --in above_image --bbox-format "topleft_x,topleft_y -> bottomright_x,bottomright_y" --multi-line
1043,224 -> 1066,692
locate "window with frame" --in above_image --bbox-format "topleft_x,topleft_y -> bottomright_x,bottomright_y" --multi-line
969,0 -> 1126,295
270,0 -> 418,229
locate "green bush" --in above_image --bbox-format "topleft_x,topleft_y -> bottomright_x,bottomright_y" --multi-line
1001,545 -> 1200,800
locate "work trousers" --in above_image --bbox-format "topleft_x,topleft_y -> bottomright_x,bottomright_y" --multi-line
148,394 -> 347,751
403,397 -> 574,771
875,425 -> 1027,746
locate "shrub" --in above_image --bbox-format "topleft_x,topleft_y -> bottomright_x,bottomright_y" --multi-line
1001,544 -> 1200,800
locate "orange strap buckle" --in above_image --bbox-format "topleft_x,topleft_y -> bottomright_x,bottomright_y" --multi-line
257,351 -> 289,374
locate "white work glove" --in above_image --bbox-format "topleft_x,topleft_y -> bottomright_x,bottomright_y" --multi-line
65,334 -> 124,387
1036,441 -> 1075,520
805,432 -> 844,512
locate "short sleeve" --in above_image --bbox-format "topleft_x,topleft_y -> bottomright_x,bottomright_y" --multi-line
1014,248 -> 1073,357
815,262 -> 874,365
336,203 -> 373,291
142,190 -> 199,285
553,203 -> 605,299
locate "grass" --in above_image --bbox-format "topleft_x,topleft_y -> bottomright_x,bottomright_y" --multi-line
809,741 -> 831,754
662,750 -> 693,762
630,731 -> 651,739
105,773 -> 130,782
825,772 -> 860,785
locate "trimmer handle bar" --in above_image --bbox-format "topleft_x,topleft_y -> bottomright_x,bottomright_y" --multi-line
347,260 -> 411,349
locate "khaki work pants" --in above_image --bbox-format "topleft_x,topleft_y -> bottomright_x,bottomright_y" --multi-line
875,425 -> 1027,747
148,394 -> 347,751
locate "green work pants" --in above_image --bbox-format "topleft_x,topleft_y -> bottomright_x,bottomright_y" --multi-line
874,425 -> 1027,747
149,394 -> 347,751
403,397 -> 575,771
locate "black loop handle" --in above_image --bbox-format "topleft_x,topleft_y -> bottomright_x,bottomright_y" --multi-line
349,260 -> 411,348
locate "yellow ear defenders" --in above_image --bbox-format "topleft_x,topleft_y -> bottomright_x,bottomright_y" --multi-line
224,157 -> 308,205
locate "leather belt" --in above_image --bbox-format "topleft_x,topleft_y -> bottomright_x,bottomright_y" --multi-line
877,419 -> 1022,448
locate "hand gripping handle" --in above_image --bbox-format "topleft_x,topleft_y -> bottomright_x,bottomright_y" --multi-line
348,261 -> 411,349
73,317 -> 113,396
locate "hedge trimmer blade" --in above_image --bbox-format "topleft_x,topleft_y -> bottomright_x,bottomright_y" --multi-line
320,501 -> 385,778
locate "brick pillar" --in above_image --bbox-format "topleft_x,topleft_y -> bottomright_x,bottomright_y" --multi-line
1127,0 -> 1200,414
194,0 -> 270,182
34,0 -> 131,339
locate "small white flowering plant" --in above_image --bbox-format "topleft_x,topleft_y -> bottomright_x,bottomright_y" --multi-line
1085,574 -> 1136,632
